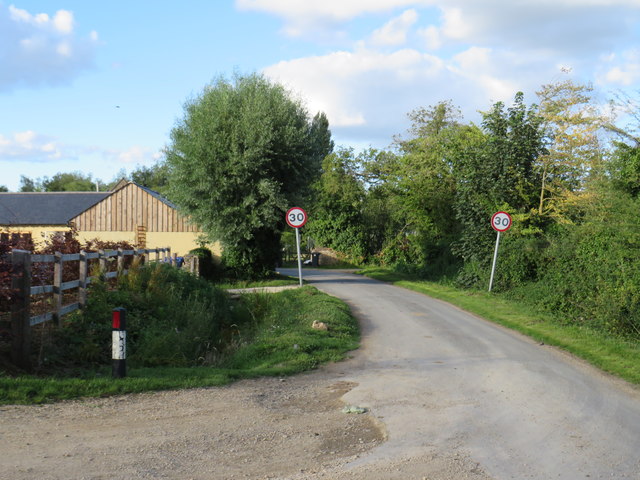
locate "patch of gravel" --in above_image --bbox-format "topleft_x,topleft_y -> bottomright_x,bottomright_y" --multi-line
0,371 -> 385,480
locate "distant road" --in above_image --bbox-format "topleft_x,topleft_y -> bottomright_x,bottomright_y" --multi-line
282,268 -> 640,479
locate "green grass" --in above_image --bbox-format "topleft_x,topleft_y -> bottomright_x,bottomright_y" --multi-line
216,272 -> 300,289
0,286 -> 359,405
359,267 -> 640,385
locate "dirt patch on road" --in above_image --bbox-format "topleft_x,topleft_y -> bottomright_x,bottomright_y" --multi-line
0,371 -> 385,480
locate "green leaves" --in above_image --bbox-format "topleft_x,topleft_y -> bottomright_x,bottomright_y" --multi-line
165,73 -> 332,278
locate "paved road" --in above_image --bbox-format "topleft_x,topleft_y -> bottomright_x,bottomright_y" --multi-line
282,268 -> 640,479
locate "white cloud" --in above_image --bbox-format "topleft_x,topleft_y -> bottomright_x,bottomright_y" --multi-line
0,131 -> 62,161
0,5 -> 98,92
0,131 -> 160,170
116,146 -> 154,164
245,0 -> 639,146
264,47 -> 447,131
236,0 -> 434,36
417,25 -> 442,50
370,9 -> 419,46
598,50 -> 640,86
52,10 -> 74,34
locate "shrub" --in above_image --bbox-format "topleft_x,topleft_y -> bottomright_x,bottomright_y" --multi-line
44,263 -> 236,370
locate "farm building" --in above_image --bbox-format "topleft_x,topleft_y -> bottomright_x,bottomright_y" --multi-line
0,180 -> 217,256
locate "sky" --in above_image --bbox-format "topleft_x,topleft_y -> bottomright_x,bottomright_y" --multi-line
1,0 -> 639,191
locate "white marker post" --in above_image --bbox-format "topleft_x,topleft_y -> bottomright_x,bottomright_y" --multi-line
489,211 -> 512,292
285,207 -> 308,287
112,307 -> 127,378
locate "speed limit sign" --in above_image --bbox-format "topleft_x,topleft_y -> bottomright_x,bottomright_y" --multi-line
491,211 -> 512,232
286,207 -> 308,228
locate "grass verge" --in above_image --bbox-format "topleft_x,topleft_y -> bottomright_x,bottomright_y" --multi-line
359,267 -> 640,385
0,286 -> 358,405
216,272 -> 300,289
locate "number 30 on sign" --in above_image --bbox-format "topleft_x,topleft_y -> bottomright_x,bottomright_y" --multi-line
286,207 -> 308,228
491,211 -> 512,232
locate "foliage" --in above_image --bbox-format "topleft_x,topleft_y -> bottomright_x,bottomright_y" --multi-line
306,148 -> 368,261
129,163 -> 171,194
165,73 -> 333,278
0,185 -> 7,192
535,79 -> 608,218
44,262 -> 234,370
510,189 -> 640,338
19,171 -> 104,192
609,142 -> 640,196
452,92 -> 546,269
1,285 -> 359,404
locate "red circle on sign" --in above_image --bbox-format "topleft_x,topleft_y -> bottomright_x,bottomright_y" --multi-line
491,211 -> 512,232
286,207 -> 308,228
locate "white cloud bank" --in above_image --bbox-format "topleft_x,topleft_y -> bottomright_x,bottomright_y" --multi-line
0,130 -> 160,168
0,4 -> 99,92
256,0 -> 640,145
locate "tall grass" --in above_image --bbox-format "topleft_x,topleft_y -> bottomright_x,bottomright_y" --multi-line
1,266 -> 359,404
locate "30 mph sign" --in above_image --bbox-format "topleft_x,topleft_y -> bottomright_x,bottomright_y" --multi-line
491,211 -> 512,232
286,207 -> 308,228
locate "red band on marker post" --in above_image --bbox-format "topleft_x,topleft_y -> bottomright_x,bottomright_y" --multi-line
112,307 -> 127,378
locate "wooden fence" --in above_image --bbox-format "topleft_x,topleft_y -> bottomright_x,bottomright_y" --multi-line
3,247 -> 199,370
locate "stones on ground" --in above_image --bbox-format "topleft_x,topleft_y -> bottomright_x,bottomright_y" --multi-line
312,320 -> 328,331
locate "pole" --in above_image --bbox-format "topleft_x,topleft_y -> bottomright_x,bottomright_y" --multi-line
295,227 -> 303,287
488,231 -> 501,292
112,307 -> 127,378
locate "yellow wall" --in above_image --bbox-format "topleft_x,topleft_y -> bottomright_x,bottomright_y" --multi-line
2,225 -> 70,247
3,225 -> 220,257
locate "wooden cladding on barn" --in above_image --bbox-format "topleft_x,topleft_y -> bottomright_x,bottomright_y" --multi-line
70,183 -> 199,233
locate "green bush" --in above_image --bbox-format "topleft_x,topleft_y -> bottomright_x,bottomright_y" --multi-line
45,263 -> 235,370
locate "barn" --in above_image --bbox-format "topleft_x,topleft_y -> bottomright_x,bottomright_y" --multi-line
0,180 -> 217,256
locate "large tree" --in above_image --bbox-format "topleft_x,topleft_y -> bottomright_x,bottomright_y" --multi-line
536,80 -> 607,218
165,73 -> 332,277
453,92 -> 546,264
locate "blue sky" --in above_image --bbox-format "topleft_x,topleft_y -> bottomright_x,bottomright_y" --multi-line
1,0 -> 639,191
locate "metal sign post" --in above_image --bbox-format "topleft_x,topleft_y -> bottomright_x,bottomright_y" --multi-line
489,211 -> 512,292
285,207 -> 308,287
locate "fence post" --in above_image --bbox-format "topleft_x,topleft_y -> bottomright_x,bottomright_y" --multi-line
98,249 -> 107,275
10,250 -> 32,371
78,250 -> 88,308
52,252 -> 64,326
117,248 -> 124,274
155,248 -> 160,263
167,247 -> 171,264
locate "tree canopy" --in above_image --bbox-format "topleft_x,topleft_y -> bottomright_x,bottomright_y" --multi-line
165,72 -> 332,277
19,172 -> 102,192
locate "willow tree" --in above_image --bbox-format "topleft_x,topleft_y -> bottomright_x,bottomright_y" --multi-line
165,73 -> 332,278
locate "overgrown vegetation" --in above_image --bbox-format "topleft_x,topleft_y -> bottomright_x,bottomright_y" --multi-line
301,79 -> 640,342
0,261 -> 358,404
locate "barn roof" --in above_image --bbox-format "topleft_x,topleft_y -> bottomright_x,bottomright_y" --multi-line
0,192 -> 110,226
0,181 -> 178,227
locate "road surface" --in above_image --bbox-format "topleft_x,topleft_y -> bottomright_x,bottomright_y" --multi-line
282,268 -> 640,479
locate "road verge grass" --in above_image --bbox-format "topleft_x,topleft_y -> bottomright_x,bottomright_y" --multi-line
0,286 -> 358,405
359,267 -> 640,385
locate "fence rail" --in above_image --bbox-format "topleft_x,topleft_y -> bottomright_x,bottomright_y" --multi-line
2,247 -> 199,370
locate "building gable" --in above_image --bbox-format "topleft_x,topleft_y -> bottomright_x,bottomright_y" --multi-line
70,182 -> 199,232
